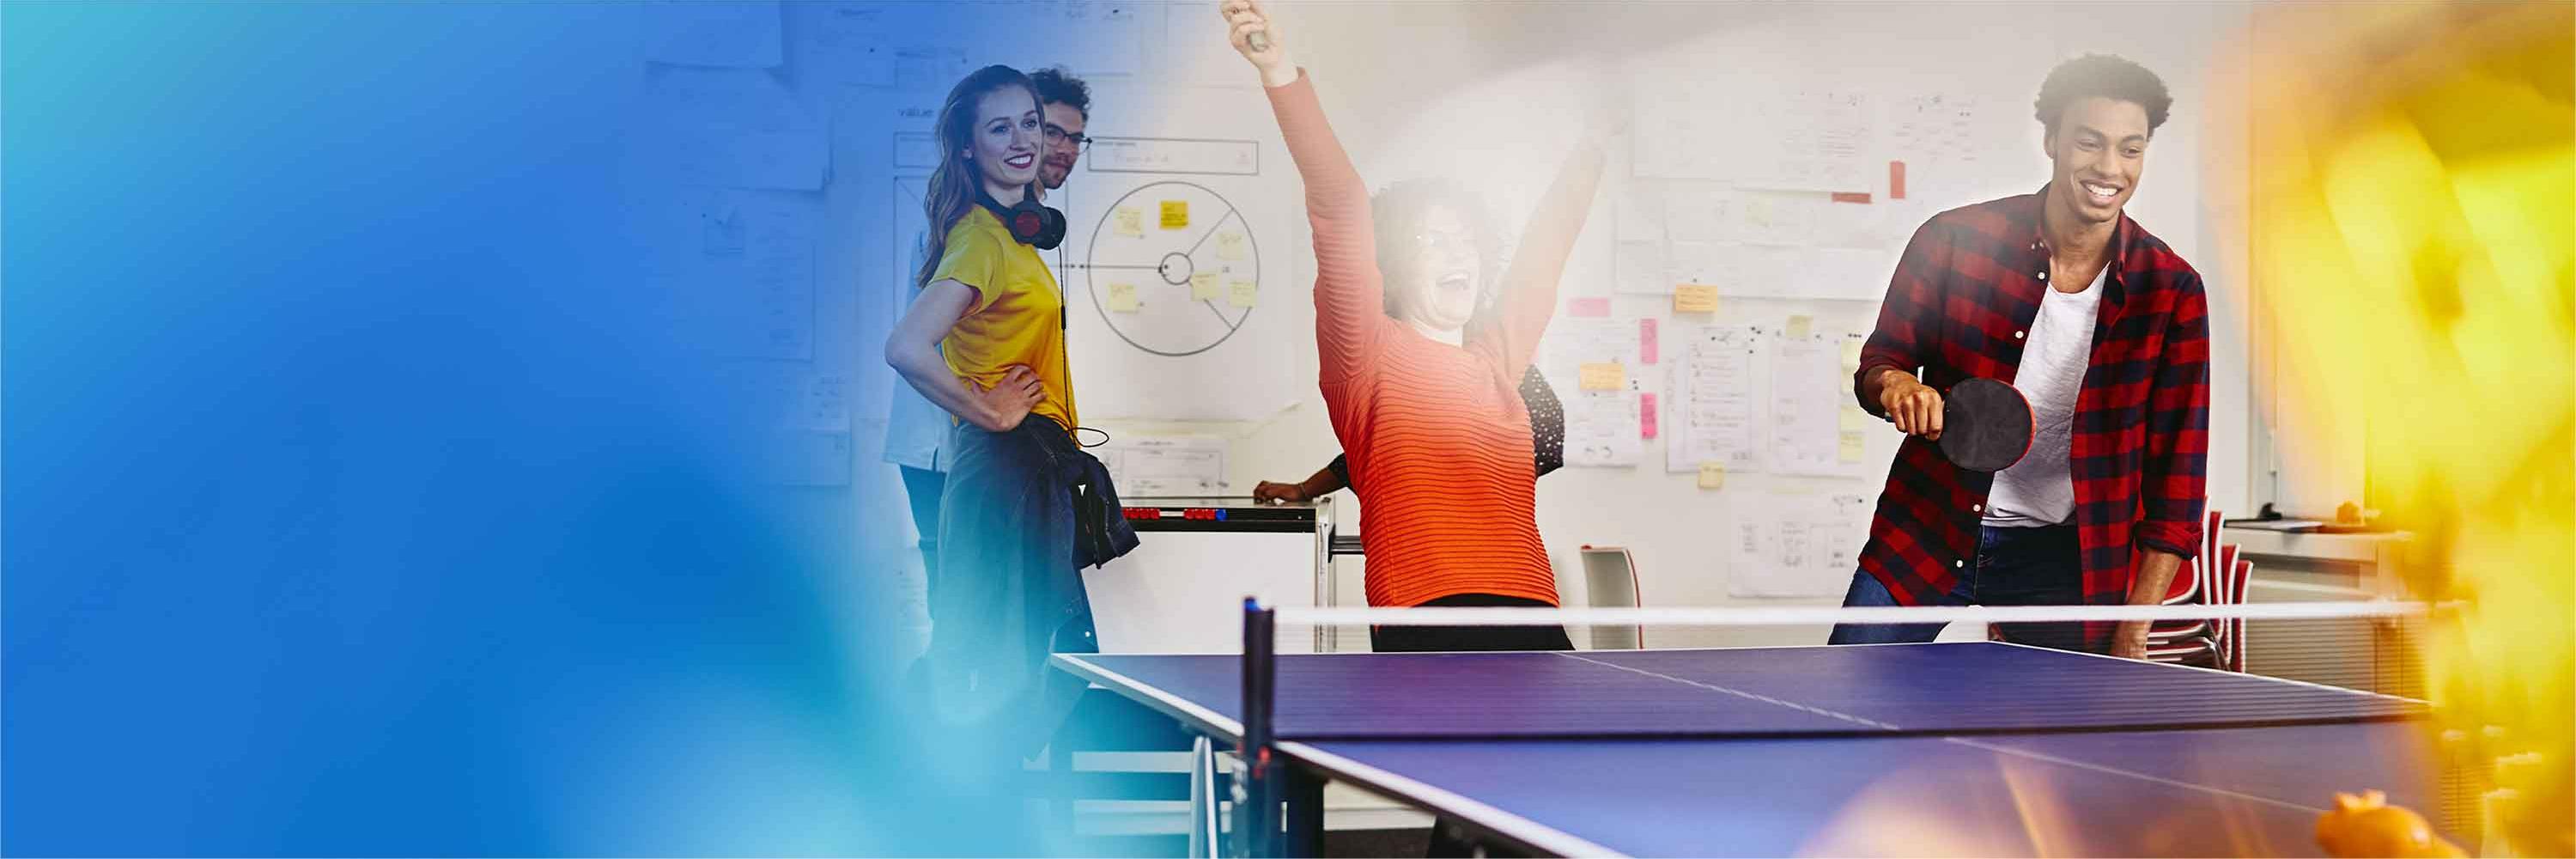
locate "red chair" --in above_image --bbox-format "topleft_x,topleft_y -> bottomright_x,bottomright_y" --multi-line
2148,507 -> 2216,643
2225,554 -> 2253,673
2146,507 -> 2234,669
2144,636 -> 2220,667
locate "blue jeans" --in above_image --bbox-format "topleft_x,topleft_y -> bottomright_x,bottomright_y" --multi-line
1826,524 -> 2088,652
899,464 -> 945,574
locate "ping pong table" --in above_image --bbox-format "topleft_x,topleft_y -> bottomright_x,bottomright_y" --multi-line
1051,637 -> 2440,856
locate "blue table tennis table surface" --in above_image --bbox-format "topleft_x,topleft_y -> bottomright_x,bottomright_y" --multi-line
1052,642 -> 2440,857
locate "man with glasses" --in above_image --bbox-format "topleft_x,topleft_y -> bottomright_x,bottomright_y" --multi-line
884,66 -> 1096,598
1031,66 -> 1091,196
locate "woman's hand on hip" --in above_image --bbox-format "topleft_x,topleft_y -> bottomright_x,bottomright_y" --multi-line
969,365 -> 1046,432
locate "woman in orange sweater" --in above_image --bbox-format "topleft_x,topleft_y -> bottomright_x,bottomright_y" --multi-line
1223,1 -> 1608,654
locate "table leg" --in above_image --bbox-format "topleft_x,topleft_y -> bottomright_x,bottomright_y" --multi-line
1281,765 -> 1324,857
1189,734 -> 1218,859
1046,733 -> 1075,847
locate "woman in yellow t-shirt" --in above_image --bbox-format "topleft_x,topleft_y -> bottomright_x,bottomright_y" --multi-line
883,64 -> 1094,769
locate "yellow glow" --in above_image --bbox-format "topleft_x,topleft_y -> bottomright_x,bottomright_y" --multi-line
2231,3 -> 2573,854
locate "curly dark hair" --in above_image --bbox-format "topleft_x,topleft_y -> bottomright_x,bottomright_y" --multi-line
2033,54 -> 2172,139
1370,179 -> 1502,320
1030,66 -> 1090,121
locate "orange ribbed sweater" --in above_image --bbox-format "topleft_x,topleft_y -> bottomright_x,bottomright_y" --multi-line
1266,72 -> 1600,608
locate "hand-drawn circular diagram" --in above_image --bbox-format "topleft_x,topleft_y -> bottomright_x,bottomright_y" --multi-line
1084,180 -> 1259,357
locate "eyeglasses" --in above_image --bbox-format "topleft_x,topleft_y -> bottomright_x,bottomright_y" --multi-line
1043,125 -> 1091,148
1411,229 -> 1476,254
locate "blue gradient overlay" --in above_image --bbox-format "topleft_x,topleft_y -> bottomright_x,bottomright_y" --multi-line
4,3 -> 998,853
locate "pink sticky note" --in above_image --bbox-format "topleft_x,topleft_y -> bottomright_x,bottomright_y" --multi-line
1639,318 -> 1660,364
1640,393 -> 1659,439
1568,296 -> 1611,318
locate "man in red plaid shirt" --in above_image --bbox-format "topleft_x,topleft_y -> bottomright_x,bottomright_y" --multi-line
1832,55 -> 2210,658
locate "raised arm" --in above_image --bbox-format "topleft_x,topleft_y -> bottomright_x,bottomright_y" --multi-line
1224,0 -> 1382,383
1484,135 -> 1609,379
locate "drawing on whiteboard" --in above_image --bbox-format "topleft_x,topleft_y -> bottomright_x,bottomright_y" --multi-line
1723,490 -> 1874,598
1096,435 -> 1228,496
1078,180 -> 1259,356
1084,137 -> 1261,175
1667,323 -> 1765,474
676,188 -> 814,361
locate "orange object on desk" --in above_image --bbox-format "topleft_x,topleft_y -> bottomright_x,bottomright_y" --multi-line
2315,790 -> 2464,857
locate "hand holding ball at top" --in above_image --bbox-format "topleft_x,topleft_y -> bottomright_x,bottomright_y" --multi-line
1219,0 -> 1296,88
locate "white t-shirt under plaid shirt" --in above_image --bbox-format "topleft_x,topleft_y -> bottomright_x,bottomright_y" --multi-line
1984,265 -> 2106,527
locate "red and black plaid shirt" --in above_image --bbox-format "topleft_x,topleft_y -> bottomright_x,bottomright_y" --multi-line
1853,186 -> 2210,648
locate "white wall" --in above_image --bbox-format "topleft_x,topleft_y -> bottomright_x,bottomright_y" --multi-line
1098,3 -> 2254,649
841,3 -> 2262,649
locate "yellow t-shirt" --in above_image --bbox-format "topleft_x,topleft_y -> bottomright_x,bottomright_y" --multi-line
933,207 -> 1078,434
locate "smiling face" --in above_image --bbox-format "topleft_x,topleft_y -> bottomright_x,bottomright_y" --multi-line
1039,101 -> 1084,190
2044,95 -> 2153,228
967,85 -> 1042,195
1392,204 -> 1484,333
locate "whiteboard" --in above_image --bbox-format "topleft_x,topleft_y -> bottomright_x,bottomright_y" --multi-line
1053,82 -> 1304,423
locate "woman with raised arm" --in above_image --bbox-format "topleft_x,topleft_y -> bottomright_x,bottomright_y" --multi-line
1221,0 -> 1609,656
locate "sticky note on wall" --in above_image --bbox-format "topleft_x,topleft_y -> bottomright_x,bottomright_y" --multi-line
1228,278 -> 1258,308
1159,200 -> 1188,229
1787,314 -> 1814,338
1640,393 -> 1658,440
1674,283 -> 1720,314
1697,461 -> 1726,490
1579,362 -> 1625,391
1838,430 -> 1867,463
1114,207 -> 1144,237
1640,318 -> 1659,364
1216,231 -> 1247,260
1191,272 -> 1219,301
1107,282 -> 1140,312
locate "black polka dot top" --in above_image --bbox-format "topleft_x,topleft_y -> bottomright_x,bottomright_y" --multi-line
1327,365 -> 1566,490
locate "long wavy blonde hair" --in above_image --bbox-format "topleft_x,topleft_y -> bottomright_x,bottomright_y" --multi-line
914,65 -> 1039,289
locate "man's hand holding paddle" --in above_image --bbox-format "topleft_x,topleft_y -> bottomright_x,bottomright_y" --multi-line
1874,368 -> 2034,472
1876,369 -> 1945,442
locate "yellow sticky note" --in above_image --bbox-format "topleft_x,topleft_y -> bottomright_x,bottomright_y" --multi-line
1786,314 -> 1814,338
1579,362 -> 1625,391
1113,206 -> 1144,237
1159,199 -> 1189,229
1216,231 -> 1247,260
1697,461 -> 1726,490
1839,405 -> 1873,431
1674,283 -> 1721,314
1229,278 -> 1258,308
1191,271 -> 1219,301
1839,337 -> 1865,369
1107,282 -> 1140,313
1838,430 -> 1867,462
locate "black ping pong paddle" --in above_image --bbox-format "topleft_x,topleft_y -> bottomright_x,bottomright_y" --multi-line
1938,377 -> 2033,472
